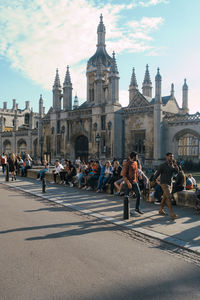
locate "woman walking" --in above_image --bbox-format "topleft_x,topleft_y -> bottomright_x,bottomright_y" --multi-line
7,153 -> 17,181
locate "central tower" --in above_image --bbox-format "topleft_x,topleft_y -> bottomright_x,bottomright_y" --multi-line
86,15 -> 119,105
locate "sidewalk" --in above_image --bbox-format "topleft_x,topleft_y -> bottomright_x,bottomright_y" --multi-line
1,174 -> 200,255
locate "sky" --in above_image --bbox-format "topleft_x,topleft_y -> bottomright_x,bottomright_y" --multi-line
0,0 -> 200,114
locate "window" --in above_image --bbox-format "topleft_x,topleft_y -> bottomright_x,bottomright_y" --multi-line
24,113 -> 29,125
132,130 -> 145,154
101,115 -> 106,131
178,133 -> 199,157
57,120 -> 60,134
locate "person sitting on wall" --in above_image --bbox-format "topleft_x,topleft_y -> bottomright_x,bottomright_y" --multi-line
64,160 -> 77,187
171,165 -> 186,204
187,174 -> 197,188
185,176 -> 193,190
107,160 -> 122,194
52,160 -> 64,183
37,160 -> 49,180
96,161 -> 113,193
86,160 -> 101,191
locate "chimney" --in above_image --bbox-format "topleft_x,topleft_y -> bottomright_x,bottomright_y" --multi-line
13,99 -> 17,110
16,103 -> 19,110
3,102 -> 7,110
25,101 -> 30,110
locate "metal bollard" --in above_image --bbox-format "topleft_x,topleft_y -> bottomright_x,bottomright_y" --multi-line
123,196 -> 130,220
42,177 -> 46,193
5,164 -> 9,182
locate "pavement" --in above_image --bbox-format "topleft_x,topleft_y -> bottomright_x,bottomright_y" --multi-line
1,174 -> 200,255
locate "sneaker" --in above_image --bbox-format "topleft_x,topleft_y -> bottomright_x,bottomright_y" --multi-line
159,210 -> 168,216
130,210 -> 135,216
86,187 -> 93,191
154,199 -> 161,205
36,178 -> 40,181
96,189 -> 101,193
82,186 -> 87,190
114,192 -> 120,196
170,214 -> 178,220
61,180 -> 64,184
69,182 -> 73,187
135,209 -> 144,215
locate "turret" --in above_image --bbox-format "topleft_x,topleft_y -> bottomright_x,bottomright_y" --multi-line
155,68 -> 162,103
73,94 -> 79,110
3,102 -> 7,110
25,101 -> 30,110
142,64 -> 152,99
129,67 -> 138,102
108,51 -> 120,104
86,15 -> 113,104
53,69 -> 62,112
39,94 -> 44,117
182,78 -> 189,113
154,68 -> 162,163
12,99 -> 17,110
63,66 -> 73,111
170,83 -> 175,98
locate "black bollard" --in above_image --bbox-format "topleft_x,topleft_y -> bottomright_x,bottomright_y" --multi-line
42,177 -> 46,193
123,196 -> 130,220
5,164 -> 9,182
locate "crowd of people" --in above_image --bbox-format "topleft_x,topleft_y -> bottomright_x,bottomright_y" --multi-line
0,152 -> 33,180
0,151 -> 199,217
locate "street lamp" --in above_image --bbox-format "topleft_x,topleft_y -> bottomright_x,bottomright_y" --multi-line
95,133 -> 101,159
39,136 -> 44,164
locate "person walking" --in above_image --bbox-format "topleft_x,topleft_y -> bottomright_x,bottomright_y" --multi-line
122,152 -> 144,215
0,153 -> 7,174
153,152 -> 179,220
7,153 -> 17,181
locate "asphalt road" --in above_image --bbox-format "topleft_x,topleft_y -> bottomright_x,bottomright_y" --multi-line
0,184 -> 200,300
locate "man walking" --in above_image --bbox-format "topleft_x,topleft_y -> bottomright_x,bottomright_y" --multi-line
122,152 -> 143,215
153,152 -> 178,220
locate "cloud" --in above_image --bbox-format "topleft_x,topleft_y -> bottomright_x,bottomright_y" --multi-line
0,0 -> 165,102
139,0 -> 169,7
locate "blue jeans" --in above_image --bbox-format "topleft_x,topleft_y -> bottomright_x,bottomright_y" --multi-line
97,175 -> 110,189
124,182 -> 141,210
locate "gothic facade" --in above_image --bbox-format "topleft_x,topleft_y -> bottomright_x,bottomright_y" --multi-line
1,15 -> 200,166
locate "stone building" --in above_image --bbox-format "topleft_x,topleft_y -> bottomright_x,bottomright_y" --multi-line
1,15 -> 200,166
0,97 -> 43,158
41,15 -> 200,165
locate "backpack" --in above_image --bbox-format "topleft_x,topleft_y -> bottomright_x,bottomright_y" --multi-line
1,156 -> 6,164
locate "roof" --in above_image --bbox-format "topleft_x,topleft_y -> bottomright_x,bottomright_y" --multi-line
87,47 -> 113,68
151,96 -> 171,105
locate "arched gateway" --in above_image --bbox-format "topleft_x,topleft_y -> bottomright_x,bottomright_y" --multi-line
75,135 -> 88,162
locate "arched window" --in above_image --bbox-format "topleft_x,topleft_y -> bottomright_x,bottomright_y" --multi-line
24,113 -> 29,125
178,133 -> 199,157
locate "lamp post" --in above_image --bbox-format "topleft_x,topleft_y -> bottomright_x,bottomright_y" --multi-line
39,136 -> 44,165
95,133 -> 101,159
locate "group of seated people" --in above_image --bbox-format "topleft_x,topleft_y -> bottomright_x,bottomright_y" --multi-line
16,154 -> 33,177
43,158 -> 150,199
36,157 -> 198,206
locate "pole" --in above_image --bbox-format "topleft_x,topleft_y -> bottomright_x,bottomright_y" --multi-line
123,196 -> 130,219
42,173 -> 46,193
5,164 -> 9,182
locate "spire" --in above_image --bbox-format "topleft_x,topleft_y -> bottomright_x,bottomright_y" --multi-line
53,68 -> 61,89
63,65 -> 73,111
97,14 -> 106,48
155,67 -> 161,81
63,65 -> 72,86
129,67 -> 138,103
130,67 -> 138,88
170,83 -> 175,98
155,68 -> 162,102
143,64 -> 152,84
39,94 -> 44,117
182,78 -> 189,113
73,94 -> 79,110
142,64 -> 152,98
183,78 -> 188,89
110,51 -> 118,73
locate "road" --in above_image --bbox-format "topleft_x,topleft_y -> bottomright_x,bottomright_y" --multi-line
0,184 -> 200,300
